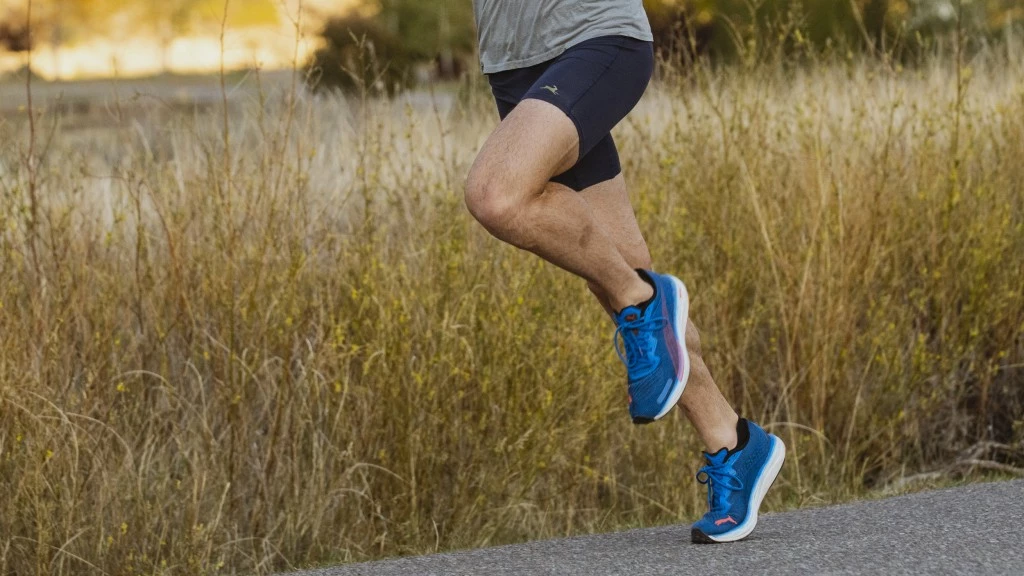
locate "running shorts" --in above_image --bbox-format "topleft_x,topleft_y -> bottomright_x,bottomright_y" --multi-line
486,36 -> 655,191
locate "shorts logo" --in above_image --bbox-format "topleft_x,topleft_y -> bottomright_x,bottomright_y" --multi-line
541,85 -> 559,96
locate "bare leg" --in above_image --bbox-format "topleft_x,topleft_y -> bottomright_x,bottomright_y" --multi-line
465,100 -> 653,312
581,175 -> 740,453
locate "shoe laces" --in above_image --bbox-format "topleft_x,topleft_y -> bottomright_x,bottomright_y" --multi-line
613,314 -> 666,379
697,458 -> 744,514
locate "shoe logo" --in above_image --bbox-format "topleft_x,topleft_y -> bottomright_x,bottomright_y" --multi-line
715,516 -> 738,527
541,85 -> 559,96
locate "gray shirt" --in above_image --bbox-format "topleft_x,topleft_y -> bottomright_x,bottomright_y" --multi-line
473,1 -> 653,73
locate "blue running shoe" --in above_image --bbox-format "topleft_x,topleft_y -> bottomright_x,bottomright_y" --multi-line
691,419 -> 786,543
613,270 -> 691,424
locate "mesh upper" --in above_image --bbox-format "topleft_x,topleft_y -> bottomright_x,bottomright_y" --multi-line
693,420 -> 775,535
620,272 -> 683,420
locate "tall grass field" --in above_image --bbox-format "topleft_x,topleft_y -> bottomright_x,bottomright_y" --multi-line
1,46 -> 1023,574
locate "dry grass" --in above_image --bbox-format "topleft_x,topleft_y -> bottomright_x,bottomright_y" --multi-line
1,48 -> 1023,575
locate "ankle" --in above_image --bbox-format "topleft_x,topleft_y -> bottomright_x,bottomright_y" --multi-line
703,414 -> 741,453
611,274 -> 654,313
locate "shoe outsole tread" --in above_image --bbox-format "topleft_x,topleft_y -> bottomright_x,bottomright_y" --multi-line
690,528 -> 716,544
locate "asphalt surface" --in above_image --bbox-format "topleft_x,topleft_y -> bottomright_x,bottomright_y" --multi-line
284,480 -> 1024,576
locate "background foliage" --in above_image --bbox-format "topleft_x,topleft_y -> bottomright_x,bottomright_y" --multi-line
0,0 -> 281,54
1,40 -> 1023,574
308,0 -> 1024,90
1,1 -> 1023,575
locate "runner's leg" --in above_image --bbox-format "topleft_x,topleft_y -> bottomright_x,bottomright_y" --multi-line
465,98 -> 653,312
580,174 -> 652,316
582,174 -> 740,452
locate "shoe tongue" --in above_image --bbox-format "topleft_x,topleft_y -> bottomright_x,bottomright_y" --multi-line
616,306 -> 643,324
703,447 -> 730,466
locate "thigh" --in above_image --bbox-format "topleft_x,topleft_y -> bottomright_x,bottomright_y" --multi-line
481,62 -> 580,192
469,98 -> 580,202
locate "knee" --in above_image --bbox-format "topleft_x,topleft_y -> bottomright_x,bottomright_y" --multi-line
464,166 -> 520,233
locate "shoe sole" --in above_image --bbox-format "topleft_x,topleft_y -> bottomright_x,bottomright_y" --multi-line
648,275 -> 691,422
691,434 -> 787,544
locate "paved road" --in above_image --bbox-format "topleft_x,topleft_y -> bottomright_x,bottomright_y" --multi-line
286,480 -> 1024,576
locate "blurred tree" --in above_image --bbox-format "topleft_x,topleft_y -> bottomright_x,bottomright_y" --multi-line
0,0 -> 282,51
0,5 -> 30,52
377,0 -> 475,77
30,0 -> 119,78
644,0 -> 714,56
132,0 -> 280,72
377,0 -> 474,57
133,0 -> 206,72
309,14 -> 409,91
644,0 -> 1022,58
1,0 -> 284,77
309,0 -> 474,91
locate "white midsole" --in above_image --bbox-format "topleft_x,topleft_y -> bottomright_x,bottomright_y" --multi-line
653,276 -> 691,421
706,435 -> 787,543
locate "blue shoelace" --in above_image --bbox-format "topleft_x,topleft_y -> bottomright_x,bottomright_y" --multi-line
697,460 -> 745,515
613,314 -> 666,379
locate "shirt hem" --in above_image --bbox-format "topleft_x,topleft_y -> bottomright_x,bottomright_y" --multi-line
481,29 -> 654,74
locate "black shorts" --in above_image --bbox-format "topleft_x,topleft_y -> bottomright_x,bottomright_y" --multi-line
487,36 -> 655,192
